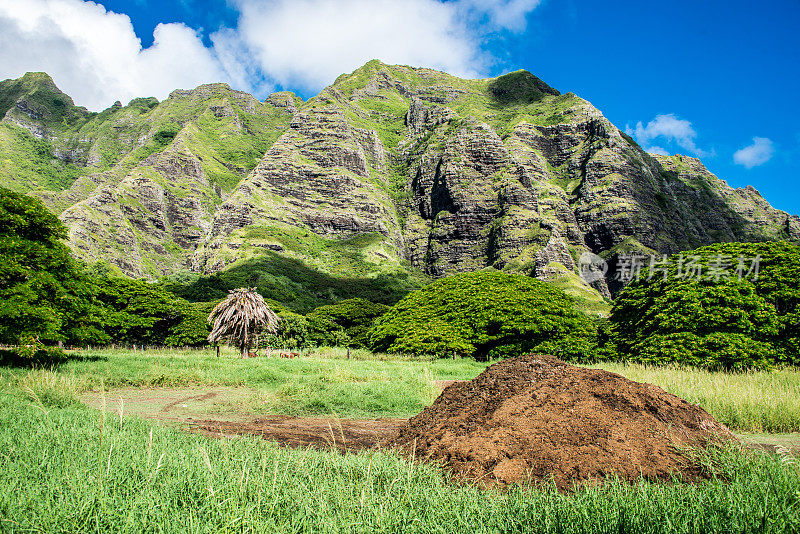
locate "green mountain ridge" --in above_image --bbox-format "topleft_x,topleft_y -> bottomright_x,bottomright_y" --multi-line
1,60 -> 796,310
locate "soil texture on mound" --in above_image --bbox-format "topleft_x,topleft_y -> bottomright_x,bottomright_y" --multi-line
388,354 -> 734,489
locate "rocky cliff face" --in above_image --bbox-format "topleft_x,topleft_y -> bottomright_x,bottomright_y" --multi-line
2,62 -> 797,299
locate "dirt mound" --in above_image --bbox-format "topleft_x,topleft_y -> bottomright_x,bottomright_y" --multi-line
388,354 -> 734,489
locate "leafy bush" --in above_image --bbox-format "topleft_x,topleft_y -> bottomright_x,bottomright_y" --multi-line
369,271 -> 597,360
152,122 -> 180,146
609,241 -> 800,369
306,298 -> 390,348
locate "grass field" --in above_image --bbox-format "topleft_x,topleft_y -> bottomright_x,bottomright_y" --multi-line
3,347 -> 799,431
1,348 -> 799,532
591,362 -> 800,434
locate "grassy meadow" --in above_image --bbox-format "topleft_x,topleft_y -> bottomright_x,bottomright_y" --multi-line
0,347 -> 799,532
3,347 -> 799,430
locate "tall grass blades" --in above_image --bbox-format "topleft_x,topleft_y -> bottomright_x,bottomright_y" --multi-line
594,362 -> 800,433
0,394 -> 797,533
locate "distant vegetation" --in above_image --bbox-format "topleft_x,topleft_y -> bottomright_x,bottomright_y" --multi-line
164,249 -> 421,314
306,298 -> 390,349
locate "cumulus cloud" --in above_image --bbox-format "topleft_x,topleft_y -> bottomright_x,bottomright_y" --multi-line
231,0 -> 480,90
456,0 -> 543,33
733,137 -> 775,169
625,114 -> 709,157
0,0 -> 229,111
228,0 -> 542,91
0,0 -> 543,110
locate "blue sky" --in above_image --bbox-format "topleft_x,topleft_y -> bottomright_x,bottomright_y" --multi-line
1,0 -> 798,214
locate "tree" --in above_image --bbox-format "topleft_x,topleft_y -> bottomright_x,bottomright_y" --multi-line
369,271 -> 597,360
164,301 -> 214,347
208,288 -> 280,358
609,241 -> 800,369
306,298 -> 390,348
95,277 -> 187,345
262,308 -> 311,350
0,188 -> 105,346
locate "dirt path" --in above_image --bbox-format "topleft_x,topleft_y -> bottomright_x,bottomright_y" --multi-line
80,386 -> 405,452
191,416 -> 405,451
80,386 -> 255,423
80,385 -> 800,457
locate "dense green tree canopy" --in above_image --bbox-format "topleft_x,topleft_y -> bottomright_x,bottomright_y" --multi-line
0,188 -> 104,345
609,241 -> 800,369
369,271 -> 597,360
306,298 -> 390,348
262,308 -> 311,350
96,277 -> 209,346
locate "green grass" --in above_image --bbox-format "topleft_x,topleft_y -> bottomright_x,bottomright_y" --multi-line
0,347 -> 485,418
0,389 -> 798,532
3,349 -> 800,433
1,349 -> 799,531
591,362 -> 800,434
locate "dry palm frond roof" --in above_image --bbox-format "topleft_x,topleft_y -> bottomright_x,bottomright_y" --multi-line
207,288 -> 280,345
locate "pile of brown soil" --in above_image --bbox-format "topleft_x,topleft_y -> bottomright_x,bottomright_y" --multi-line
388,354 -> 734,489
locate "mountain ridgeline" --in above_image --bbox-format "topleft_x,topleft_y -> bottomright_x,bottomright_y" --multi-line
1,61 -> 797,308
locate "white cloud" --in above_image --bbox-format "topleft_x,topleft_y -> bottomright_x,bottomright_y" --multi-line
646,146 -> 669,156
456,0 -> 543,33
229,0 -> 516,91
733,137 -> 774,169
0,0 -> 228,111
625,114 -> 708,157
0,0 -> 543,110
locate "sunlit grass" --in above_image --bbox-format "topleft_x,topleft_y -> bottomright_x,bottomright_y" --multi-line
0,347 -> 486,418
592,362 -> 800,433
2,348 -> 799,431
1,349 -> 799,531
0,392 -> 797,533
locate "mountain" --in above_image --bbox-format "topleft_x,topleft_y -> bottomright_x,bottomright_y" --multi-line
1,61 -> 797,306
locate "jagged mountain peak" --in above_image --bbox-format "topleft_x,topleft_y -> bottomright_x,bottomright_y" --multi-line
10,71 -> 60,91
0,71 -> 88,133
329,60 -> 562,104
1,64 -> 796,308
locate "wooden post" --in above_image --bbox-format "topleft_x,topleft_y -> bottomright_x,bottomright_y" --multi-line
347,347 -> 351,359
216,345 -> 220,358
